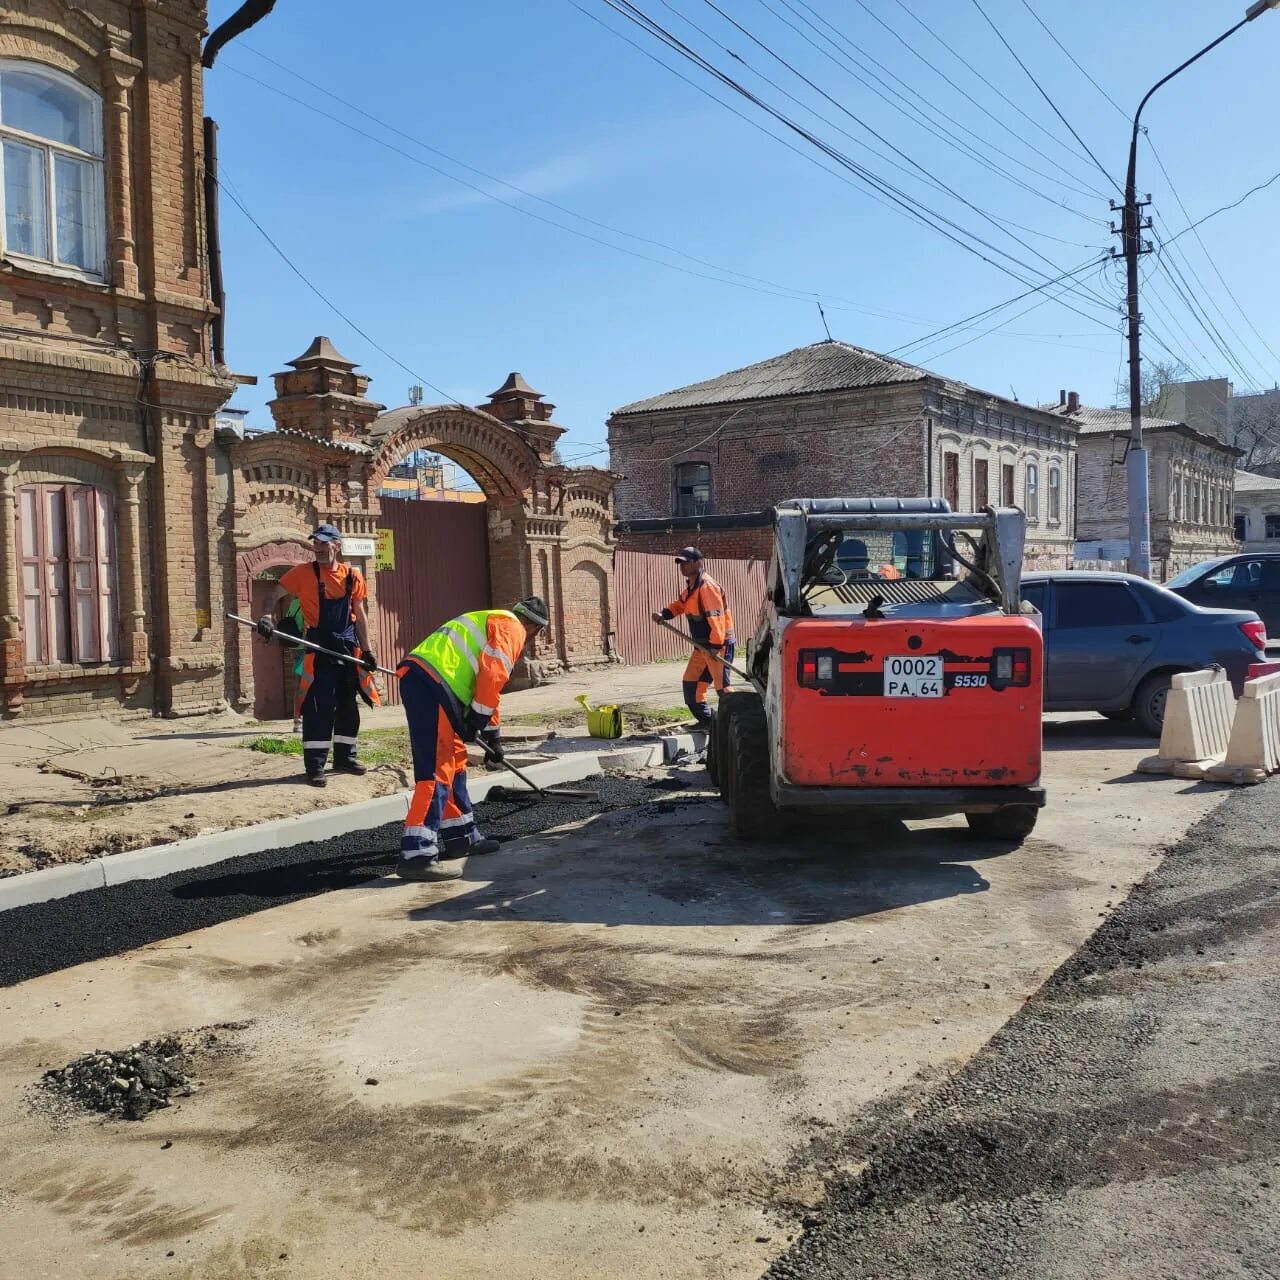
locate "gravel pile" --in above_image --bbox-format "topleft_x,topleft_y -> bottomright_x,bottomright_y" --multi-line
38,1024 -> 243,1121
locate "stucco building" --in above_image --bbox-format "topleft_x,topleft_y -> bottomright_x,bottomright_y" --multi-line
1233,469 -> 1280,550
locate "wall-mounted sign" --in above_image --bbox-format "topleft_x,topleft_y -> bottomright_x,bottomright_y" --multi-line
343,536 -> 376,559
375,529 -> 395,571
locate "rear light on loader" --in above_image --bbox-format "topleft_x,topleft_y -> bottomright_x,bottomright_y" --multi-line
800,656 -> 818,687
990,647 -> 1032,690
1241,620 -> 1267,651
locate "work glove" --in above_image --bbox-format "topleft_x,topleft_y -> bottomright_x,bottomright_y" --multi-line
255,615 -> 275,640
461,709 -> 490,743
479,725 -> 504,763
362,650 -> 378,672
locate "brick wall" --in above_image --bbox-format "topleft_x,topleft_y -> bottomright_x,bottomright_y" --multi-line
0,1 -> 236,721
609,377 -> 1079,567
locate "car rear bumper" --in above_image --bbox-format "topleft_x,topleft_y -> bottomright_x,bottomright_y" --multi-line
770,782 -> 1046,818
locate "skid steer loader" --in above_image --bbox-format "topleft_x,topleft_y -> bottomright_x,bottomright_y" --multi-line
706,498 -> 1045,843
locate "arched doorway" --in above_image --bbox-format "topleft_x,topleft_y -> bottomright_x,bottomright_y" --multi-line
368,404 -> 542,700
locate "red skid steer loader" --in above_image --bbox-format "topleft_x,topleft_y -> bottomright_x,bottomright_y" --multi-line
706,498 -> 1046,843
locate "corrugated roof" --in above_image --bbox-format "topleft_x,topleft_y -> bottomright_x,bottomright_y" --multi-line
1039,403 -> 1183,436
612,341 -> 929,416
1235,468 -> 1280,492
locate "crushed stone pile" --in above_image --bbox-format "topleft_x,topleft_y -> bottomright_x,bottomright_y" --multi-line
38,1024 -> 244,1121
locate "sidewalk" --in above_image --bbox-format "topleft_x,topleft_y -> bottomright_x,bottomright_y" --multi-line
0,661 -> 687,879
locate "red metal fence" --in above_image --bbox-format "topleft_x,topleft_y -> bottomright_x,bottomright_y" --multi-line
374,500 -> 490,705
613,550 -> 769,665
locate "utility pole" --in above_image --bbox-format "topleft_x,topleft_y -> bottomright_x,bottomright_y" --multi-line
1114,0 -> 1279,580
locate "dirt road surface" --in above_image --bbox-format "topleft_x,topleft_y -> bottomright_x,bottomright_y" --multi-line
0,722 -> 1230,1279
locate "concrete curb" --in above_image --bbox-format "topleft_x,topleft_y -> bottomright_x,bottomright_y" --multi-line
0,751 -> 606,914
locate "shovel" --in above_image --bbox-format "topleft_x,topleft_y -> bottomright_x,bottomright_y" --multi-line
653,616 -> 754,682
226,612 -> 399,676
229,613 -> 596,801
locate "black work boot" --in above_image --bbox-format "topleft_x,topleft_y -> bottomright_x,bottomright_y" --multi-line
305,772 -> 327,788
442,836 -> 501,859
395,856 -> 462,882
334,759 -> 367,776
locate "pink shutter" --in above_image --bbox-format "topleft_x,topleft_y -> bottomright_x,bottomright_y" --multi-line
66,485 -> 101,662
94,487 -> 119,660
17,485 -> 46,665
44,487 -> 71,663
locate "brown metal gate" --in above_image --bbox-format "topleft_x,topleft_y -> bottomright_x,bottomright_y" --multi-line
613,550 -> 768,664
374,500 -> 489,705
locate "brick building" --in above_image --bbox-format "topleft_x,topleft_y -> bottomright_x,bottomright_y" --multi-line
0,0 -> 617,722
0,0 -> 239,720
1044,394 -> 1238,577
608,341 -> 1078,566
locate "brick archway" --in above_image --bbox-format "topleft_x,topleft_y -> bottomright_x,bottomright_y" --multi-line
369,405 -> 541,501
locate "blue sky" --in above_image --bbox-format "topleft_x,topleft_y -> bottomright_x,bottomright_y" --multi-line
206,0 -> 1279,473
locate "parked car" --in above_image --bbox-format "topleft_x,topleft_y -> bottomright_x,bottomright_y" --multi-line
1165,553 -> 1280,635
1021,571 -> 1267,735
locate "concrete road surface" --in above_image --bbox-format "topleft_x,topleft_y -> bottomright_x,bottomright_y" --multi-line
0,720 -> 1231,1280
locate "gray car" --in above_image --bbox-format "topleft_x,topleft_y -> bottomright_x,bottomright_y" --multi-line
1021,571 -> 1267,735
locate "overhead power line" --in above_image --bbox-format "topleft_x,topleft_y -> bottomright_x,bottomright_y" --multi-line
966,0 -> 1120,196
876,0 -> 1112,192
213,170 -> 460,405
1016,0 -> 1128,119
590,0 -> 1119,331
1145,131 -> 1280,376
758,0 -> 1107,219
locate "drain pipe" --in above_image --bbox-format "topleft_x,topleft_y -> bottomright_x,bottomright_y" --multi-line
203,117 -> 226,368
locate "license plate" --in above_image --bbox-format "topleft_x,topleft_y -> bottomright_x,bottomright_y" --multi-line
884,655 -> 944,697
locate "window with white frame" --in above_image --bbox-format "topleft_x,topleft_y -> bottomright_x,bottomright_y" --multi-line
1048,464 -> 1061,523
17,482 -> 119,664
0,62 -> 105,277
1025,462 -> 1039,521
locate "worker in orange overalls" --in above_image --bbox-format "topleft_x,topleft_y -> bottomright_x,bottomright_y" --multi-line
651,546 -> 735,728
257,524 -> 380,787
394,597 -> 550,882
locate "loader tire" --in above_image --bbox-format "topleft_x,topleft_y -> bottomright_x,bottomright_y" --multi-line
965,804 -> 1038,843
724,694 -> 783,841
706,690 -> 748,794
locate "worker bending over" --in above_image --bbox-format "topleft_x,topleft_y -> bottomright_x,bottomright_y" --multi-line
651,546 -> 735,728
257,524 -> 379,787
395,596 -> 550,883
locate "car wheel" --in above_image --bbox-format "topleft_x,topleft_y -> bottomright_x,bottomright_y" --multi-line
1132,671 -> 1173,737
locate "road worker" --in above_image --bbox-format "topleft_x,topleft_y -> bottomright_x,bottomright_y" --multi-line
256,524 -> 379,787
394,596 -> 550,883
651,546 -> 735,729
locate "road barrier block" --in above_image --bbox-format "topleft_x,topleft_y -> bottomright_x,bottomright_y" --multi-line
1206,671 -> 1280,785
1137,668 -> 1235,778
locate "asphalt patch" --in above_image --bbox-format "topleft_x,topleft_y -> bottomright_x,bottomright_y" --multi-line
0,774 -> 664,987
765,785 -> 1280,1280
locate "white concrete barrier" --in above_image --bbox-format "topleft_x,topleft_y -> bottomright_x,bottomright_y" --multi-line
1206,671 -> 1280,785
1137,668 -> 1236,779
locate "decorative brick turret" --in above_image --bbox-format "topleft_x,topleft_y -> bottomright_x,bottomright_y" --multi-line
484,371 -> 565,461
267,336 -> 385,441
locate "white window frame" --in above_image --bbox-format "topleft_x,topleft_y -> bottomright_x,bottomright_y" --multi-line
1025,462 -> 1040,522
1047,464 -> 1062,524
0,60 -> 106,281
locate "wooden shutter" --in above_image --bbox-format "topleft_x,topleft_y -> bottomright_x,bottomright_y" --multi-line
43,486 -> 72,662
94,486 -> 119,660
943,453 -> 959,511
17,485 -> 46,664
1002,464 -> 1015,507
66,485 -> 103,662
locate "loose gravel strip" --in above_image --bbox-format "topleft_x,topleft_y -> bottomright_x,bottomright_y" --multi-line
0,775 -> 667,987
765,785 -> 1280,1280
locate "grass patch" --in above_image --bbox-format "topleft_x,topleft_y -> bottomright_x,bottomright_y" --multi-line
244,727 -> 413,768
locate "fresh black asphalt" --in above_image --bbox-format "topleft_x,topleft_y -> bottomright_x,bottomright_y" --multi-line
0,776 -> 660,987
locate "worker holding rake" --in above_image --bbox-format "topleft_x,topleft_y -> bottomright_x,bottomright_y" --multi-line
393,597 -> 550,883
652,546 -> 736,728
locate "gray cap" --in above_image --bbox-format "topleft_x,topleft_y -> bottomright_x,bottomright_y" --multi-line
513,596 -> 550,627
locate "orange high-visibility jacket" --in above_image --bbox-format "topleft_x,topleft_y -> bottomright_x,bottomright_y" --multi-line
664,572 -> 735,647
